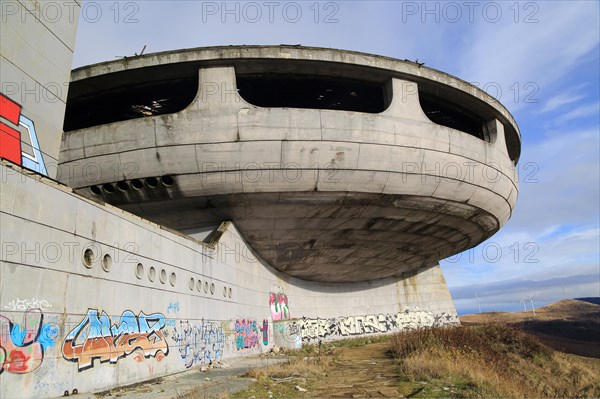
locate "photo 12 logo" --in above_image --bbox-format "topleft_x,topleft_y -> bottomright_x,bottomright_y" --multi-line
0,93 -> 48,176
201,1 -> 340,24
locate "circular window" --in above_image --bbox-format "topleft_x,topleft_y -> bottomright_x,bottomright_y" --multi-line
131,179 -> 144,190
228,288 -> 232,298
210,283 -> 215,295
161,175 -> 174,186
148,267 -> 156,282
135,263 -> 144,279
102,183 -> 115,194
145,177 -> 158,188
101,254 -> 112,272
223,287 -> 227,297
204,281 -> 209,293
82,248 -> 94,268
90,186 -> 101,196
189,277 -> 195,290
169,272 -> 177,287
159,269 -> 167,284
117,181 -> 130,191
197,280 -> 203,292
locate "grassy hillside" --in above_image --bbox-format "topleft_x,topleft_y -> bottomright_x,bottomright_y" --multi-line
184,300 -> 600,398
391,324 -> 600,398
218,326 -> 600,398
461,299 -> 600,358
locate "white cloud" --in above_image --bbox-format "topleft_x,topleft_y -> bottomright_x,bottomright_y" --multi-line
513,129 -> 599,230
553,102 -> 600,124
456,1 -> 600,112
539,92 -> 585,113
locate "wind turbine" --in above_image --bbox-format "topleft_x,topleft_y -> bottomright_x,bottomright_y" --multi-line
519,297 -> 527,311
529,294 -> 537,316
475,292 -> 482,313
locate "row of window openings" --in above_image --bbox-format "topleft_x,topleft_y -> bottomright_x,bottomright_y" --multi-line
82,247 -> 231,297
89,175 -> 174,195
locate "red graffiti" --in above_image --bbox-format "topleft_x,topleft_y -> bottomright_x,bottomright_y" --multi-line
7,350 -> 29,372
0,309 -> 47,374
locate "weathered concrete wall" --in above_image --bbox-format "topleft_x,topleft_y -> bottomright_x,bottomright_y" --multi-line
0,0 -> 80,178
0,162 -> 458,398
58,65 -> 519,283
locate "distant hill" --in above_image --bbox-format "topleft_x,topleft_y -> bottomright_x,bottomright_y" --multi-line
576,297 -> 600,305
460,299 -> 600,358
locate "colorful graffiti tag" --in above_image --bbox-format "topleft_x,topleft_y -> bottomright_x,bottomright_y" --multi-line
260,319 -> 269,346
0,93 -> 47,176
269,287 -> 290,321
173,320 -> 225,368
0,308 -> 58,374
62,309 -> 169,371
297,310 -> 457,342
234,319 -> 260,351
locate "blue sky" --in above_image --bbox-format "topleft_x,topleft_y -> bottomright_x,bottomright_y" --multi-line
72,1 -> 600,314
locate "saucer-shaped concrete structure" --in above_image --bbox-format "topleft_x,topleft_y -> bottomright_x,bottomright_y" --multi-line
59,46 -> 520,283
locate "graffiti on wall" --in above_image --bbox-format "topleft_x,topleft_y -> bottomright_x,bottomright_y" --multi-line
297,309 -> 455,342
62,309 -> 169,371
3,298 -> 52,312
260,319 -> 269,346
272,320 -> 302,347
0,308 -> 58,374
172,320 -> 225,368
0,93 -> 48,176
269,287 -> 290,321
165,302 -> 179,327
234,319 -> 260,351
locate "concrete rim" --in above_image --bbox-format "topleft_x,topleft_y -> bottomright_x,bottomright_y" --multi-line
70,45 -> 520,160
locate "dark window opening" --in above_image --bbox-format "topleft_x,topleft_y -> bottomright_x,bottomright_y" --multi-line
419,92 -> 487,140
236,74 -> 388,113
63,77 -> 198,131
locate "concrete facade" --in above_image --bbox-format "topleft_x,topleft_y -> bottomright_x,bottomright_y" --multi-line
0,0 -> 80,177
1,12 -> 520,395
58,49 -> 519,283
0,161 -> 457,398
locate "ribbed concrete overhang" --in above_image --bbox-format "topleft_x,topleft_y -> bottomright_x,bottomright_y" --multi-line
59,45 -> 521,283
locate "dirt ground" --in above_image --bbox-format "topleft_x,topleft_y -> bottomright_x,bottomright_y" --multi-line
229,339 -> 464,399
308,341 -> 404,398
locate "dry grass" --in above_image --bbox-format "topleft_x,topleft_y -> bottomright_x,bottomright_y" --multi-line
229,353 -> 333,398
391,324 -> 600,398
245,355 -> 332,380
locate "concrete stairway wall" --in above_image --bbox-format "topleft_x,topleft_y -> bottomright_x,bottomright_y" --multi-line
0,162 -> 458,398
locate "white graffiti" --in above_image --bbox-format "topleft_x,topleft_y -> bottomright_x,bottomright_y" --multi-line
3,298 -> 52,311
298,309 -> 457,342
173,320 -> 226,368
